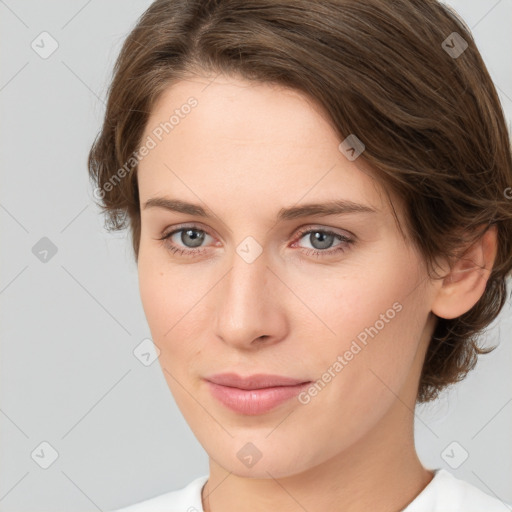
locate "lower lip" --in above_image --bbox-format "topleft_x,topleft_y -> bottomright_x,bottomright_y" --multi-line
205,381 -> 311,415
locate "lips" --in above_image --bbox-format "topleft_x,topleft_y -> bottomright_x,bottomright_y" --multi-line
205,372 -> 310,390
204,373 -> 312,415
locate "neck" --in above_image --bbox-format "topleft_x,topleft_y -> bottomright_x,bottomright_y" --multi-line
201,399 -> 434,512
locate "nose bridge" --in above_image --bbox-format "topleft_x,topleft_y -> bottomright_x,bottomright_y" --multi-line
223,245 -> 270,318
214,242 -> 282,346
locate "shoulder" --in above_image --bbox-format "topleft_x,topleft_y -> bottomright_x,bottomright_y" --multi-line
110,475 -> 208,512
404,468 -> 511,512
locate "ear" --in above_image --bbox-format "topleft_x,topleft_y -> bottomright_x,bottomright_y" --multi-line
431,224 -> 498,320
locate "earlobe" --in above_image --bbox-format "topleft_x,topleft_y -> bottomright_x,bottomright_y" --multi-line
431,225 -> 498,320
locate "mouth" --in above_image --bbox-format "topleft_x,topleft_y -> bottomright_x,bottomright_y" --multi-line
204,373 -> 312,415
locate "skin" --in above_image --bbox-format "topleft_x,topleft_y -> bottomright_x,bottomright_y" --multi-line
136,73 -> 497,512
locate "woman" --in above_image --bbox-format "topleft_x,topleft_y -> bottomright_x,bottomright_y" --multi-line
88,0 -> 512,510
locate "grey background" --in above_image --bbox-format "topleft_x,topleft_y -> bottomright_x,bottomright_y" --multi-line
1,1 -> 511,510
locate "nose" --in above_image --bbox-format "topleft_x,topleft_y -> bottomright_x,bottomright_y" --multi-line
213,247 -> 288,350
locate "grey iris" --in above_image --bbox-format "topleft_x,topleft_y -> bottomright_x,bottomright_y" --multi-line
182,229 -> 205,248
310,231 -> 334,249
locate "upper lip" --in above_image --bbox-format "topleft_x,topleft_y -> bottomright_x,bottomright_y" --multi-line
205,373 -> 310,390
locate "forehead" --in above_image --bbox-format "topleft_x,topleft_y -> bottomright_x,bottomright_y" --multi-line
147,74 -> 336,143
137,74 -> 389,217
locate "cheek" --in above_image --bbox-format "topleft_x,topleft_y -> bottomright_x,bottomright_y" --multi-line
293,266 -> 428,444
301,258 -> 417,341
137,252 -> 211,365
301,248 -> 427,383
138,267 -> 169,337
138,252 -> 185,352
138,263 -> 205,413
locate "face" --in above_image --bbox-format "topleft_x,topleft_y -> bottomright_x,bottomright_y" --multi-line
137,74 -> 438,478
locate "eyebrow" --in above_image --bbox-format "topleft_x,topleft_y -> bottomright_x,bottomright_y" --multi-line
143,197 -> 377,221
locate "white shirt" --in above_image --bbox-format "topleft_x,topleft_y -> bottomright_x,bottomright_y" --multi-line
111,468 -> 511,512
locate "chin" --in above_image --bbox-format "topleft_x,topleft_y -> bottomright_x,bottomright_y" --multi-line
202,433 -> 322,480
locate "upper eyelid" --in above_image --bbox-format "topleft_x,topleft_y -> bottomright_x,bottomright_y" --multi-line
163,222 -> 210,235
295,225 -> 352,237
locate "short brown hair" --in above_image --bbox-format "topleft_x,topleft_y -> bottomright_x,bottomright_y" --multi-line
88,0 -> 512,403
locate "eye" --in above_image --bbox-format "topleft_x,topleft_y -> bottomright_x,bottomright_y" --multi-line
157,224 -> 354,258
157,225 -> 214,257
292,227 -> 353,257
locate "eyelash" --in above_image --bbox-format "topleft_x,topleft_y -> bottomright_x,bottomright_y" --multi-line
157,224 -> 354,259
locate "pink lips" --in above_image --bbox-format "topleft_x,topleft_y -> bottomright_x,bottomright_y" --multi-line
204,373 -> 311,415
